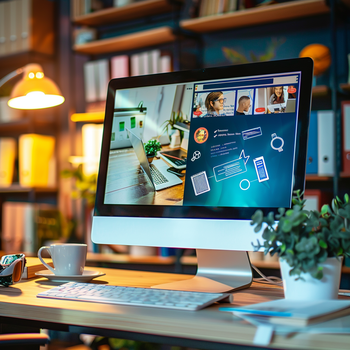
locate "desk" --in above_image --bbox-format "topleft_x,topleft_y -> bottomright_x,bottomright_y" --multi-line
1,267 -> 350,350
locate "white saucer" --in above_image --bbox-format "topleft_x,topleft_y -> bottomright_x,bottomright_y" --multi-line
35,270 -> 105,283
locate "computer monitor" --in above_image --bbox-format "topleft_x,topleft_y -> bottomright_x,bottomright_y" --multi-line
92,58 -> 313,293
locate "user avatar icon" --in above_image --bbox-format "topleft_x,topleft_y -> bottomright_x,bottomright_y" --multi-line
194,127 -> 208,144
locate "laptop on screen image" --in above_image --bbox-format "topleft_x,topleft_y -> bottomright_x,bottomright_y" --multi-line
126,128 -> 183,191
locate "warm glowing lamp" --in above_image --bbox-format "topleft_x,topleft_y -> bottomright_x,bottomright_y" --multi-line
0,63 -> 64,110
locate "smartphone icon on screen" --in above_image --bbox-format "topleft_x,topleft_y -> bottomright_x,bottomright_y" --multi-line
254,156 -> 269,182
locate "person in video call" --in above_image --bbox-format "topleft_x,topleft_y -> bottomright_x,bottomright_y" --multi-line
236,95 -> 251,115
203,91 -> 226,117
269,86 -> 285,104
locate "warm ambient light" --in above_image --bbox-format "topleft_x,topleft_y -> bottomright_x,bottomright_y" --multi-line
8,91 -> 65,110
1,63 -> 65,110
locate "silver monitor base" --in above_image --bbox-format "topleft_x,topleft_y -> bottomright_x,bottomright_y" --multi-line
152,249 -> 253,293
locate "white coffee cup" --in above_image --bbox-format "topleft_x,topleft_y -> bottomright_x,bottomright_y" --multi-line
38,243 -> 87,276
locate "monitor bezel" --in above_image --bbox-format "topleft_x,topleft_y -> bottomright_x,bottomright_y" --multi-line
94,58 -> 313,220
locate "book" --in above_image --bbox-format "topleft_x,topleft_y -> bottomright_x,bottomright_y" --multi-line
18,134 -> 55,187
82,123 -> 103,176
0,138 -> 16,187
317,110 -> 335,176
220,299 -> 350,327
111,55 -> 129,79
1,201 -> 61,254
342,102 -> 350,174
304,189 -> 331,212
84,61 -> 97,102
160,55 -> 172,73
306,110 -> 318,174
130,53 -> 141,76
22,257 -> 54,279
96,59 -> 109,101
149,50 -> 160,74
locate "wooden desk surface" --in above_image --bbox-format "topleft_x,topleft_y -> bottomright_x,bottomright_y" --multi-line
1,266 -> 350,349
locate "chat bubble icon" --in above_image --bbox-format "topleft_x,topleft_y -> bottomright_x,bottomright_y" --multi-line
242,127 -> 262,140
213,156 -> 247,182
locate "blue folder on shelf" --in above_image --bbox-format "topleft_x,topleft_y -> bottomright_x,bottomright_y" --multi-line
306,111 -> 318,174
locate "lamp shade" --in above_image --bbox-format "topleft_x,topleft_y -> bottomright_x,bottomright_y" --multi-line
7,63 -> 65,109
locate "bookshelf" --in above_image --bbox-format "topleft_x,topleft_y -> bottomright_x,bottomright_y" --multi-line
65,0 -> 350,260
0,0 -> 60,254
180,0 -> 330,33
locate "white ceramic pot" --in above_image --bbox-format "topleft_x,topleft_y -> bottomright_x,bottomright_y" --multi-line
279,257 -> 343,300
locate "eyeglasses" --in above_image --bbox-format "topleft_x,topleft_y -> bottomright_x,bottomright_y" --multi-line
214,98 -> 227,103
0,254 -> 26,287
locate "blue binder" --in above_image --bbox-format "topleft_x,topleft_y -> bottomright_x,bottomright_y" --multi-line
306,111 -> 318,174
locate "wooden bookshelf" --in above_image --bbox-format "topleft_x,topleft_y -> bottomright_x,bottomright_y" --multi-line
72,0 -> 182,26
181,256 -> 350,273
180,0 -> 330,33
312,85 -> 330,97
0,118 -> 57,136
306,175 -> 333,181
340,83 -> 350,93
73,26 -> 177,55
0,185 -> 57,194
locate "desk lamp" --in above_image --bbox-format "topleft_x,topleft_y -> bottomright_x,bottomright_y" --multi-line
0,63 -> 64,109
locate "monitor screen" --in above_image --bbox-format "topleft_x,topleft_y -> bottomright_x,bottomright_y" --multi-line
92,58 -> 313,292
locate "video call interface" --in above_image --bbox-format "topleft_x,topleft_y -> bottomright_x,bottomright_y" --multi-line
104,72 -> 301,209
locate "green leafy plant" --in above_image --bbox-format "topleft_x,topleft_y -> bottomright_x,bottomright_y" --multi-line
161,111 -> 184,139
144,139 -> 161,157
251,190 -> 350,280
61,165 -> 97,207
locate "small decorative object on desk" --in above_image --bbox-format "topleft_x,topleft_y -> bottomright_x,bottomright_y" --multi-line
251,190 -> 350,300
144,139 -> 161,163
0,254 -> 26,287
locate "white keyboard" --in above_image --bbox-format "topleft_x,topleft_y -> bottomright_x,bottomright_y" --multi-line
37,282 -> 230,311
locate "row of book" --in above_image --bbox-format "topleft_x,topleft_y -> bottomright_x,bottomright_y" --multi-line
0,0 -> 31,57
0,0 -> 54,58
306,110 -> 350,176
84,50 -> 172,104
0,134 -> 55,188
194,0 -> 268,18
71,0 -> 136,18
1,201 -> 61,254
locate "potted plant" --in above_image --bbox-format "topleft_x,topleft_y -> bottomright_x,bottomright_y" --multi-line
251,190 -> 350,300
161,111 -> 185,141
144,139 -> 161,163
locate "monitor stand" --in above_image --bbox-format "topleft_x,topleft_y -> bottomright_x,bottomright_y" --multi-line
152,249 -> 253,293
